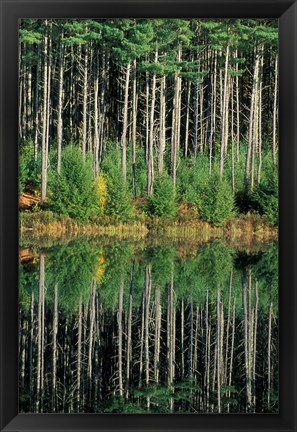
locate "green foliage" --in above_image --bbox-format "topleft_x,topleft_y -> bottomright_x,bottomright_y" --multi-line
19,154 -> 29,194
105,174 -> 133,221
149,174 -> 177,217
19,140 -> 37,191
199,174 -> 235,226
197,240 -> 233,290
256,244 -> 278,302
46,242 -> 99,312
49,146 -> 99,221
19,19 -> 278,227
96,144 -> 134,220
254,162 -> 278,225
177,157 -> 209,209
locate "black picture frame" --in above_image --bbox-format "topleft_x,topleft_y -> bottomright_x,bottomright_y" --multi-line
0,0 -> 296,431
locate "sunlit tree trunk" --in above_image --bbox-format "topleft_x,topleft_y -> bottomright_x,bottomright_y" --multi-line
121,63 -> 131,181
94,51 -> 100,177
34,46 -> 40,161
57,36 -> 64,174
171,47 -> 182,188
209,51 -> 217,174
132,60 -> 137,197
148,50 -> 158,196
220,44 -> 230,178
184,81 -> 191,157
82,45 -> 88,162
246,48 -> 260,189
158,74 -> 166,175
41,21 -> 49,202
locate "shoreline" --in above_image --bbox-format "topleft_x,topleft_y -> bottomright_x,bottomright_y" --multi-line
20,211 -> 278,244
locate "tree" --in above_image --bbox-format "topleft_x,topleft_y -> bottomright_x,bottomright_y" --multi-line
49,146 -> 99,220
200,174 -> 235,226
149,174 -> 177,217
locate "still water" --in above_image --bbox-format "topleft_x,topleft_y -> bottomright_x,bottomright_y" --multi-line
19,238 -> 278,414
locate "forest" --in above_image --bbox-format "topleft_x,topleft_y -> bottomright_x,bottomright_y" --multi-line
18,18 -> 279,415
19,239 -> 278,414
19,18 -> 278,229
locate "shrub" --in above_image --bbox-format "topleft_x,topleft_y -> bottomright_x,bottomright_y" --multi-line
48,146 -> 99,220
94,173 -> 108,216
254,164 -> 278,225
177,157 -> 209,207
149,174 -> 177,218
105,174 -> 133,221
200,174 -> 235,226
19,155 -> 29,193
235,189 -> 261,214
19,140 -> 37,191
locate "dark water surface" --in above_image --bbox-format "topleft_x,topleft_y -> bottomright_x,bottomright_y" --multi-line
19,238 -> 278,413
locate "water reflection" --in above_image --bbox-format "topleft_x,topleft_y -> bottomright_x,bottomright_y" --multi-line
19,239 -> 278,413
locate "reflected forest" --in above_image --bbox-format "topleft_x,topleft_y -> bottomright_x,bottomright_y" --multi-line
19,18 -> 278,414
19,240 -> 278,414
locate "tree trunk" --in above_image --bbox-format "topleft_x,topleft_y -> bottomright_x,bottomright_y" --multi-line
118,276 -> 124,397
77,295 -> 82,410
216,288 -> 221,413
184,81 -> 191,158
36,253 -> 45,412
171,47 -> 182,188
88,278 -> 96,402
34,46 -> 40,161
243,272 -> 252,410
41,21 -> 49,202
57,36 -> 64,174
52,283 -> 58,411
267,302 -> 273,409
132,60 -> 137,197
126,264 -> 134,397
148,50 -> 158,196
220,44 -> 230,178
158,74 -> 166,174
121,63 -> 131,181
94,51 -> 100,177
82,45 -> 88,162
245,49 -> 260,189
209,52 -> 217,174
145,265 -> 152,388
154,287 -> 161,384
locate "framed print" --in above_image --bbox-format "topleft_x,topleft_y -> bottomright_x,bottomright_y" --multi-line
0,0 -> 296,431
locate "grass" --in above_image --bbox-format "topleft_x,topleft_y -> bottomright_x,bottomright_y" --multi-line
20,208 -> 277,247
20,210 -> 149,238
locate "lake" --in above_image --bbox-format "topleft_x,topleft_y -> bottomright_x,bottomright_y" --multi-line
19,237 -> 278,414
